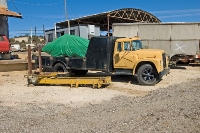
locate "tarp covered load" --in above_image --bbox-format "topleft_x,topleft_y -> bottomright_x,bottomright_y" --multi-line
42,34 -> 89,57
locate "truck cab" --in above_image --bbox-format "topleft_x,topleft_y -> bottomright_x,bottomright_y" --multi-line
0,35 -> 10,53
113,36 -> 169,85
0,35 -> 11,60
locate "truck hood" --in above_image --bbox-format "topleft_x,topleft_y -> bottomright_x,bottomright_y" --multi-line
140,49 -> 165,53
134,49 -> 164,59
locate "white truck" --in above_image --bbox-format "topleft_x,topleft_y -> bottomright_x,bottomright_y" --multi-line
11,44 -> 20,52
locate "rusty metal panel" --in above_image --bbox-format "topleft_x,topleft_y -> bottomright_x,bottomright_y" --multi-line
138,24 -> 171,40
171,24 -> 200,40
113,25 -> 138,37
142,41 -> 171,56
170,40 -> 199,55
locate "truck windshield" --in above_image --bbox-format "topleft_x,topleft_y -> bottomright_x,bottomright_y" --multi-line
132,40 -> 142,51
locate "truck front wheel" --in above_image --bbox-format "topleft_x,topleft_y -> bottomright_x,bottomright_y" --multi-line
53,63 -> 67,72
137,64 -> 158,85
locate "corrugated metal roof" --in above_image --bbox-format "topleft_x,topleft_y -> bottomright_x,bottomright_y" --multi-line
0,6 -> 22,18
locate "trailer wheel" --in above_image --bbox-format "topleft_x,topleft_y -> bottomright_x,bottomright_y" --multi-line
73,70 -> 88,75
137,64 -> 158,85
53,63 -> 67,72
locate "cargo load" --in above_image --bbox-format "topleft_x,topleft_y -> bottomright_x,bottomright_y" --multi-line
42,34 -> 89,57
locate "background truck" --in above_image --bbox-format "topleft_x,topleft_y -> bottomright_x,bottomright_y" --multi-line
112,23 -> 200,65
11,44 -> 20,52
0,34 -> 11,60
35,36 -> 170,85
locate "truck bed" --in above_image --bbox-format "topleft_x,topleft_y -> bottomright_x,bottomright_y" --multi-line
35,36 -> 119,72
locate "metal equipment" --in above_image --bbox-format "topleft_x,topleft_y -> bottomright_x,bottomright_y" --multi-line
26,72 -> 111,88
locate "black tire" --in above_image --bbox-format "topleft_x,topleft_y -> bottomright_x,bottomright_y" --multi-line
137,64 -> 158,85
53,63 -> 67,72
73,70 -> 88,75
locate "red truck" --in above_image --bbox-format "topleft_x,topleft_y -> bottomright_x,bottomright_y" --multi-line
0,34 -> 11,59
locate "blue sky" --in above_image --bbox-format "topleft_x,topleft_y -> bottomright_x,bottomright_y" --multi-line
7,0 -> 200,37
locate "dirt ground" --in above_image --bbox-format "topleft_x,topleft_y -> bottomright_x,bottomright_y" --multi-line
0,66 -> 200,132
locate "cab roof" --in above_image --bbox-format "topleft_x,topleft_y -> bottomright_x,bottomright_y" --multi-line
116,36 -> 141,42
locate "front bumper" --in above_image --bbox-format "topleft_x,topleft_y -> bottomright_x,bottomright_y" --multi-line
159,67 -> 170,78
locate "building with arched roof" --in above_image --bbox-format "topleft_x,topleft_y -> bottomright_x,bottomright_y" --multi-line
57,8 -> 160,30
45,8 -> 160,43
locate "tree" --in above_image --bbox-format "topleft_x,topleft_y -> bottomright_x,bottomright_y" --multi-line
9,38 -> 15,44
15,40 -> 20,44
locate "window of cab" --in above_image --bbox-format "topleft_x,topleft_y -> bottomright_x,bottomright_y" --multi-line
117,40 -> 142,52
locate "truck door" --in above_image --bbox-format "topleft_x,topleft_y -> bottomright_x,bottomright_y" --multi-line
113,41 -> 136,68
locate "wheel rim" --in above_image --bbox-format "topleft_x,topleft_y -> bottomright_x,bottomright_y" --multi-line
142,68 -> 155,81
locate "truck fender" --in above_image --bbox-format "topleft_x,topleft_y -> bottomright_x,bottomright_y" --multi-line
52,60 -> 67,68
132,59 -> 161,74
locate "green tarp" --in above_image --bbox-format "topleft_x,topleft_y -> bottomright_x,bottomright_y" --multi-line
42,34 -> 89,57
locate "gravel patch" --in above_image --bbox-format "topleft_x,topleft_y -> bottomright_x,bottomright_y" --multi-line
0,66 -> 200,132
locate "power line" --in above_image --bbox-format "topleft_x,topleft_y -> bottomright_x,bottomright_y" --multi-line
151,8 -> 200,14
67,1 -> 79,18
10,0 -> 21,15
23,15 -> 65,20
158,13 -> 200,19
8,0 -> 63,6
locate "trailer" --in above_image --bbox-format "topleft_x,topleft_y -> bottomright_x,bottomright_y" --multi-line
112,23 -> 200,64
26,72 -> 111,88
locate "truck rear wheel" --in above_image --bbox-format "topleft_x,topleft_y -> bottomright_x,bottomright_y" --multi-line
137,64 -> 158,85
53,63 -> 67,72
73,70 -> 88,75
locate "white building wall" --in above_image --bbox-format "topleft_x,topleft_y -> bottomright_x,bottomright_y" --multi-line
45,25 -> 100,44
14,36 -> 29,42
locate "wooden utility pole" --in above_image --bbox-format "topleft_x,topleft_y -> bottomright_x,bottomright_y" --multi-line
30,27 -> 32,44
35,26 -> 37,46
64,0 -> 70,35
43,24 -> 45,45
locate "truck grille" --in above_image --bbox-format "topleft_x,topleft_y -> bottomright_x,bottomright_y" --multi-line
162,53 -> 167,68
